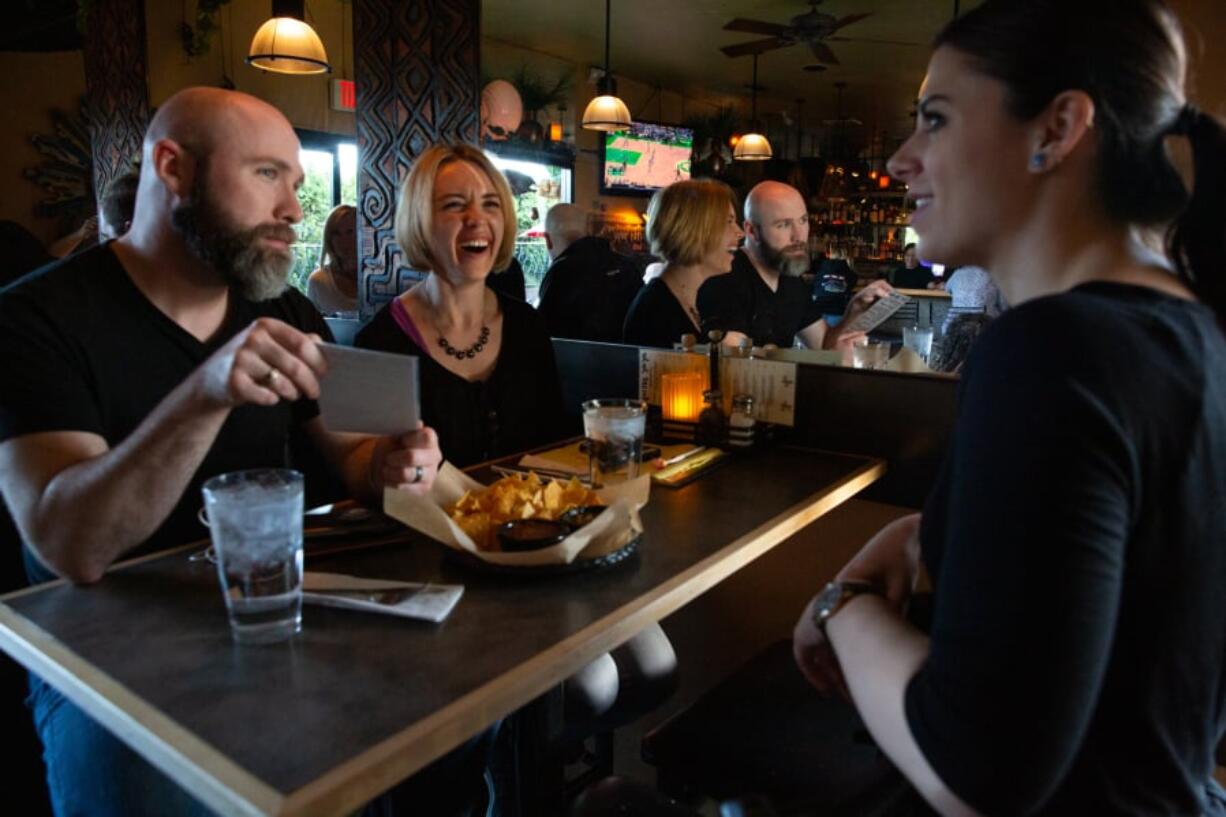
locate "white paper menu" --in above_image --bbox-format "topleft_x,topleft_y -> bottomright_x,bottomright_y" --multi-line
317,342 -> 421,436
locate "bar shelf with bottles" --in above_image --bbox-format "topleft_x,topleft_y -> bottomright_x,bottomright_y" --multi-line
809,194 -> 914,264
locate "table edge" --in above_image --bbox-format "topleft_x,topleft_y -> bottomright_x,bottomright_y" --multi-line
0,454 -> 885,817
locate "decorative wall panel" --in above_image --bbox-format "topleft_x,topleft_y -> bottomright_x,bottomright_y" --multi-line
83,0 -> 150,212
354,0 -> 481,318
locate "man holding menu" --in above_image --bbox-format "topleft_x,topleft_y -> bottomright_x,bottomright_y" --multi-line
699,180 -> 892,349
0,88 -> 468,815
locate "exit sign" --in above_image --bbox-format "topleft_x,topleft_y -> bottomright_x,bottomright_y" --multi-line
331,79 -> 356,112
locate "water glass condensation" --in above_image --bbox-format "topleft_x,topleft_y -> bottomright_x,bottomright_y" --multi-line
582,399 -> 647,487
852,340 -> 891,370
902,325 -> 935,363
202,469 -> 304,645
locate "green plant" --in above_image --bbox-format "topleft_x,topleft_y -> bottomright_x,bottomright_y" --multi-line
512,65 -> 572,117
180,0 -> 234,58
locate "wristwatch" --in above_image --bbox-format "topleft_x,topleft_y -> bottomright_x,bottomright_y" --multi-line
812,580 -> 886,636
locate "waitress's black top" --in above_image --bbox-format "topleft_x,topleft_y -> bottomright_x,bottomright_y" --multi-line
911,282 -> 1226,816
355,293 -> 566,468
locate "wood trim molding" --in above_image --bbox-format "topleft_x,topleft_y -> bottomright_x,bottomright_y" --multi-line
0,608 -> 283,816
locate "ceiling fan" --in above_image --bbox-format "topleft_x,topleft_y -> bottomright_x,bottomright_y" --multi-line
720,0 -> 920,65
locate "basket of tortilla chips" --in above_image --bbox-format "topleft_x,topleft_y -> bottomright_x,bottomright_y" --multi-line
383,462 -> 650,567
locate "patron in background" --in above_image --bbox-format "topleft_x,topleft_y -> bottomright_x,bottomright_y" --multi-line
98,170 -> 139,242
888,243 -> 938,290
698,180 -> 891,350
793,2 -> 1226,814
486,253 -> 526,301
812,245 -> 858,319
538,203 -> 642,342
939,265 -> 1005,333
622,179 -> 742,348
0,87 -> 443,816
307,203 -> 358,315
355,143 -> 564,467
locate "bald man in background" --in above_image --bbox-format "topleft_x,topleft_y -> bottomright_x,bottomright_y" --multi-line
0,88 -> 474,816
537,203 -> 643,342
698,180 -> 891,350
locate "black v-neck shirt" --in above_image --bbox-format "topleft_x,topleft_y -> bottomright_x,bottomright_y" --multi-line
697,250 -> 824,347
355,292 -> 566,468
0,243 -> 329,572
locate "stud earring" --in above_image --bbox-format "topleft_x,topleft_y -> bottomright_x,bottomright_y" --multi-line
1030,152 -> 1047,171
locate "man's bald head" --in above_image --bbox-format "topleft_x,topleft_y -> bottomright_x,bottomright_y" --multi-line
744,181 -> 805,225
743,180 -> 810,277
544,204 -> 589,259
144,87 -> 295,162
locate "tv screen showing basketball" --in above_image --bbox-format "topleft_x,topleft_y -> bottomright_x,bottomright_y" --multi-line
601,122 -> 693,196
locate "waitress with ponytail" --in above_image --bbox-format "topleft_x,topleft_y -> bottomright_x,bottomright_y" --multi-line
792,1 -> 1226,815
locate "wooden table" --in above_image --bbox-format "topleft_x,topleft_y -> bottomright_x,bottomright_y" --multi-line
0,447 -> 883,816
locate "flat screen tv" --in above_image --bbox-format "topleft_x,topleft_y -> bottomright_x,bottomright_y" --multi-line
600,121 -> 693,196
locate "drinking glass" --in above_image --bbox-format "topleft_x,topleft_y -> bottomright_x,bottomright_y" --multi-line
902,325 -> 935,363
852,340 -> 891,370
202,469 -> 304,645
581,399 -> 648,487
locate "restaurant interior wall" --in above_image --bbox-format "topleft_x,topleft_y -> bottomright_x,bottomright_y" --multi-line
144,0 -> 355,135
483,37 -> 743,220
5,1 -> 1225,258
0,50 -> 87,245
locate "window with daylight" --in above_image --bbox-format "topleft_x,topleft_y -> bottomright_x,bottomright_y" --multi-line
291,132 -> 358,294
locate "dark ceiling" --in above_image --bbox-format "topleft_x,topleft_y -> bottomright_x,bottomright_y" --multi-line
0,1 -> 81,53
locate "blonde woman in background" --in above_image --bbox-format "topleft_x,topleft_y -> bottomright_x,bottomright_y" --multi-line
306,204 -> 358,315
622,178 -> 743,348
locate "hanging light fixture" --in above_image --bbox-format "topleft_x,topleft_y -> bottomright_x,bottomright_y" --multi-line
734,54 -> 772,161
582,0 -> 632,131
247,0 -> 331,76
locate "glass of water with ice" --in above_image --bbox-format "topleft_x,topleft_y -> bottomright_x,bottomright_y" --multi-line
902,325 -> 935,364
202,469 -> 304,645
582,399 -> 648,488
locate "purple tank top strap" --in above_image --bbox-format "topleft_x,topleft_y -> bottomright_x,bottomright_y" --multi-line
390,297 -> 429,351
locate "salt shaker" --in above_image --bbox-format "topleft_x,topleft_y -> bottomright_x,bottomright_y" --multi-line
728,394 -> 756,449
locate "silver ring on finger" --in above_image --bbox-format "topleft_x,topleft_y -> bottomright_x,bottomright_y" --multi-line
260,368 -> 281,387
411,464 -> 425,484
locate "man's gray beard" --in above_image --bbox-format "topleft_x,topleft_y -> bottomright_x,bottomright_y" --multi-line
226,239 -> 293,301
171,183 -> 294,302
759,239 -> 810,277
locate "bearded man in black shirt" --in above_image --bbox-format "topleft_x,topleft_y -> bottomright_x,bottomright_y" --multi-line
698,180 -> 892,350
0,87 -> 449,816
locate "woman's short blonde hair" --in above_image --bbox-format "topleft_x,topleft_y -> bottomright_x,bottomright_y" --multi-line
646,179 -> 738,267
394,143 -> 517,273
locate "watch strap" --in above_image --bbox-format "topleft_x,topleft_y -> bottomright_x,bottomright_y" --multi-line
814,580 -> 886,636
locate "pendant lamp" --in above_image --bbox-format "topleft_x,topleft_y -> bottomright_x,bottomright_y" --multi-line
734,55 -> 772,161
248,0 -> 331,76
582,0 -> 632,131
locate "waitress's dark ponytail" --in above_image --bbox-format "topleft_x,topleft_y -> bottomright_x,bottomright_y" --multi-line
1168,108 -> 1226,321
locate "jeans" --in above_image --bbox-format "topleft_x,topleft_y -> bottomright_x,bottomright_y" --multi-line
28,675 -> 213,817
28,674 -> 498,817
